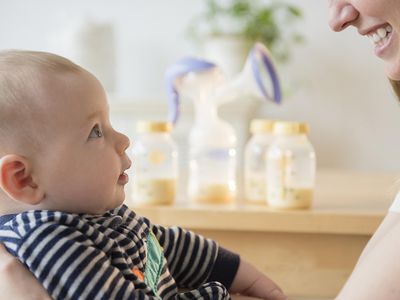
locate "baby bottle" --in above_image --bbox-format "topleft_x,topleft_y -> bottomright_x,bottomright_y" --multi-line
244,119 -> 275,205
131,121 -> 178,206
266,121 -> 316,209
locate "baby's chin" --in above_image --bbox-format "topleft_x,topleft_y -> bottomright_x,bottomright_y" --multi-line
106,195 -> 126,211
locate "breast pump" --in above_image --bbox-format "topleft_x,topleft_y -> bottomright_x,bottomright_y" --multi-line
165,42 -> 281,204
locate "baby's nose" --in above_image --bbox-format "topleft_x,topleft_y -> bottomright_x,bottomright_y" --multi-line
122,135 -> 130,151
115,132 -> 130,155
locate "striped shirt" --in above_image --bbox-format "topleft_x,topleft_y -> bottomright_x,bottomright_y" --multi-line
0,204 -> 240,300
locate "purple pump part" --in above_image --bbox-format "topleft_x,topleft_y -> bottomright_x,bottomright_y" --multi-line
164,43 -> 282,124
250,43 -> 282,104
164,57 -> 216,124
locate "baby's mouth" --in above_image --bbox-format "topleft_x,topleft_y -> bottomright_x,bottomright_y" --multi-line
118,158 -> 132,185
118,171 -> 129,185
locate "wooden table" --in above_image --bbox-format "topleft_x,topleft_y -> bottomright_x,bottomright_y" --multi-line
130,170 -> 400,299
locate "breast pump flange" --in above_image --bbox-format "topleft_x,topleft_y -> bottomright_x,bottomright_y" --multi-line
165,42 -> 282,204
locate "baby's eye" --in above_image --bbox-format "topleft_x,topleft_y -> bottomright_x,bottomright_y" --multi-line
88,124 -> 103,139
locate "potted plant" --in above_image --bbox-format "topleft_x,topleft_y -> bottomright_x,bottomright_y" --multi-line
187,0 -> 303,76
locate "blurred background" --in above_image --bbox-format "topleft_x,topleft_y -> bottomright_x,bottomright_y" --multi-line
1,0 -> 399,173
2,2 -> 399,297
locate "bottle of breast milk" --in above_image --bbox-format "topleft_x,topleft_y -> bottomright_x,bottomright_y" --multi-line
131,121 -> 178,206
244,119 -> 275,205
266,121 -> 316,209
188,103 -> 237,205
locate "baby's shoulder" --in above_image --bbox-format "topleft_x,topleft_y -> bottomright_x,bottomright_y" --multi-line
6,210 -> 85,238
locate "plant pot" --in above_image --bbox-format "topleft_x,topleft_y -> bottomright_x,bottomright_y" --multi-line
202,35 -> 252,78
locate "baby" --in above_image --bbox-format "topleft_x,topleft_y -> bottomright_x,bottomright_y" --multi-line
0,50 -> 287,300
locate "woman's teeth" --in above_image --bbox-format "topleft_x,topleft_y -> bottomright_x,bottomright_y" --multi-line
368,25 -> 392,46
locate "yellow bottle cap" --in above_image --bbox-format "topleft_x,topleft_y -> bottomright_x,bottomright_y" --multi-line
136,121 -> 172,133
250,119 -> 274,134
273,121 -> 309,135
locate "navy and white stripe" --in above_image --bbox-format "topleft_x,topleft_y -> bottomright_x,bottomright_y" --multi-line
0,205 -> 239,300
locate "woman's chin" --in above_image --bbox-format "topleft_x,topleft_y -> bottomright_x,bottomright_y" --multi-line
385,62 -> 400,81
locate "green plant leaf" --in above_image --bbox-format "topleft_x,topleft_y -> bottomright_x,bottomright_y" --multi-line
186,0 -> 304,63
288,5 -> 302,18
230,0 -> 251,17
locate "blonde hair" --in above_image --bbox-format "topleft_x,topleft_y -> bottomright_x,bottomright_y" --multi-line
0,50 -> 83,156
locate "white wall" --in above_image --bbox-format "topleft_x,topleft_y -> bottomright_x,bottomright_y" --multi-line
266,1 -> 400,172
0,0 -> 399,172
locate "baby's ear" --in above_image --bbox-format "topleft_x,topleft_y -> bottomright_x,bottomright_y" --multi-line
0,155 -> 44,205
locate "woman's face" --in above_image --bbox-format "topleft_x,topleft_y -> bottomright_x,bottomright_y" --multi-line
328,0 -> 400,80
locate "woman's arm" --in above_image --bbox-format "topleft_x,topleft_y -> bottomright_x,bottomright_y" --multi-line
355,212 -> 400,265
0,244 -> 52,300
336,212 -> 400,300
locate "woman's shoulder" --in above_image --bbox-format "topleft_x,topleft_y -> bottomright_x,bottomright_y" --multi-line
389,191 -> 400,213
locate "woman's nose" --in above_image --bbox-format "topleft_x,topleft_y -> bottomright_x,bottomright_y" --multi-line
328,1 -> 359,32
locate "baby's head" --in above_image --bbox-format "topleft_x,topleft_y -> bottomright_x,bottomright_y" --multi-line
0,50 -> 131,215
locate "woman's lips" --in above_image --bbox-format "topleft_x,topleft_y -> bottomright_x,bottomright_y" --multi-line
374,31 -> 394,57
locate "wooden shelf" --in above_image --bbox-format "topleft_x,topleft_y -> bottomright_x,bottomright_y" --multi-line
133,204 -> 385,236
131,169 -> 400,236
